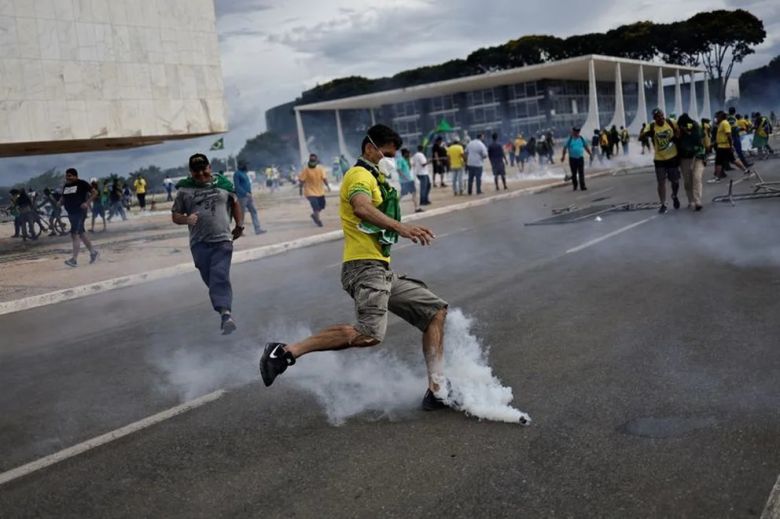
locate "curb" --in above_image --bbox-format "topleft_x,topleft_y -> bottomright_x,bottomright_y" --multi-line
0,169 -> 624,316
764,474 -> 780,519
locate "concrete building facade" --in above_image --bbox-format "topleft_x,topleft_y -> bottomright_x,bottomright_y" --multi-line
0,0 -> 227,157
280,55 -> 708,164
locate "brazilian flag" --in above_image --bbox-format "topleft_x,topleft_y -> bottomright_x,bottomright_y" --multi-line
209,138 -> 224,151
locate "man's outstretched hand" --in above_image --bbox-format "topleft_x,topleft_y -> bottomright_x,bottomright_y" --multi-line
397,223 -> 435,246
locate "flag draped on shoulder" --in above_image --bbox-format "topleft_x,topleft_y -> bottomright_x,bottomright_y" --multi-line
210,138 -> 224,151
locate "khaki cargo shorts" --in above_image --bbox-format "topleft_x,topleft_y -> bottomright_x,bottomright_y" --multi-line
341,260 -> 448,342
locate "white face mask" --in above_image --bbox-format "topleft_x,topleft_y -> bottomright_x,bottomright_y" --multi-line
377,156 -> 397,178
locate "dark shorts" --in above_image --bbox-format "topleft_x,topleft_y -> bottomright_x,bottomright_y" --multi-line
715,147 -> 734,167
654,159 -> 681,183
341,260 -> 447,342
91,203 -> 104,217
400,181 -> 416,196
491,162 -> 506,175
306,196 -> 326,212
67,210 -> 87,235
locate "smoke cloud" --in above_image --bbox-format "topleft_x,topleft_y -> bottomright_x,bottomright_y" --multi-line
149,309 -> 531,426
287,308 -> 532,426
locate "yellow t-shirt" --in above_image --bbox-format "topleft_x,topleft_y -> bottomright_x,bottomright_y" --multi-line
298,166 -> 327,197
340,166 -> 387,263
716,120 -> 732,149
736,118 -> 750,133
133,178 -> 146,194
650,121 -> 678,161
514,138 -> 526,154
447,144 -> 465,169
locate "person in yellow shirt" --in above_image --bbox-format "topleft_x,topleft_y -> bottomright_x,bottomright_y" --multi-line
133,174 -> 147,211
640,108 -> 681,213
298,153 -> 330,227
260,124 -> 457,412
710,111 -> 752,182
513,134 -> 527,172
446,137 -> 466,195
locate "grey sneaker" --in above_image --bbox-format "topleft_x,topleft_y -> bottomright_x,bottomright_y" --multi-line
220,313 -> 236,335
64,258 -> 77,267
89,250 -> 99,264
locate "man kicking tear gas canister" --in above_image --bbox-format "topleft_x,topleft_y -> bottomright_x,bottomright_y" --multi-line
259,124 -> 454,411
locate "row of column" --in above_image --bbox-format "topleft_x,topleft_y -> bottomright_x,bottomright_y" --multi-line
583,60 -> 712,137
295,60 -> 714,164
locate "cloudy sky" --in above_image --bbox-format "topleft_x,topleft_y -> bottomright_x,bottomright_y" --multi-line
2,0 -> 778,184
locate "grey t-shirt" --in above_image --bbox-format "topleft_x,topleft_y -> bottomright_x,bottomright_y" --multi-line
172,184 -> 236,246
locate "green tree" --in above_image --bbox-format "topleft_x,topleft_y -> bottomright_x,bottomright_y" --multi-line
237,131 -> 297,169
687,9 -> 766,104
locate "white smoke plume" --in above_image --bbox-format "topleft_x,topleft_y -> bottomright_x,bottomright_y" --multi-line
287,308 -> 532,426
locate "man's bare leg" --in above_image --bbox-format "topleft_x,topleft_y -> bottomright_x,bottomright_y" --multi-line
422,308 -> 447,393
71,234 -> 81,261
80,233 -> 95,255
285,325 -> 379,359
657,180 -> 666,205
733,158 -> 751,174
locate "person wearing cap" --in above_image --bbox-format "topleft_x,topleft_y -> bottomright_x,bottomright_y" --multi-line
172,153 -> 244,334
561,126 -> 593,191
640,108 -> 681,214
234,161 -> 265,235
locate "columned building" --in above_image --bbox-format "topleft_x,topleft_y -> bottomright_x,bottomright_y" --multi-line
286,55 -> 708,164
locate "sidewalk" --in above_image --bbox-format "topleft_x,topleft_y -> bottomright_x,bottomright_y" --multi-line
0,164 -> 625,305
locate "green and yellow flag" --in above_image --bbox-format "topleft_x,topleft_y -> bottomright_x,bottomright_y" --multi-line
209,138 -> 224,151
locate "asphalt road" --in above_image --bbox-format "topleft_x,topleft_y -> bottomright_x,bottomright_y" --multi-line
1,161 -> 779,518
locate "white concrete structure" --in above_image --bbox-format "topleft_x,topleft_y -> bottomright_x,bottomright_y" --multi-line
291,55 -> 704,164
0,0 -> 227,157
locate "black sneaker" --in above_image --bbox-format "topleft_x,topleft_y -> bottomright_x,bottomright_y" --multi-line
259,342 -> 295,387
672,196 -> 680,210
421,389 -> 449,411
695,205 -> 703,212
64,258 -> 78,267
658,205 -> 668,214
421,379 -> 461,411
220,313 -> 236,335
89,250 -> 100,264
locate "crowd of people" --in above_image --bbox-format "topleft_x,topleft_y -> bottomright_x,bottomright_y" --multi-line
639,107 -> 774,213
4,171 -> 181,243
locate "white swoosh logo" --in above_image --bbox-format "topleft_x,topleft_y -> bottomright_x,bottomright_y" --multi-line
269,347 -> 280,359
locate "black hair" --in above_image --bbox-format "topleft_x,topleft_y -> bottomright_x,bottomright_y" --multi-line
65,168 -> 78,176
400,147 -> 409,156
361,124 -> 402,154
189,153 -> 209,172
728,106 -> 736,114
678,113 -> 693,126
10,188 -> 19,195
417,145 -> 424,152
491,132 -> 498,141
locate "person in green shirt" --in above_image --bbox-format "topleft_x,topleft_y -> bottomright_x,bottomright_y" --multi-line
676,113 -> 706,211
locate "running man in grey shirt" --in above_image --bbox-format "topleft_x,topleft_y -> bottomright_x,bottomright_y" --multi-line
172,154 -> 244,334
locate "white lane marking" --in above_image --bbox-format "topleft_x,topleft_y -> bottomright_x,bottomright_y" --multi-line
0,389 -> 225,486
565,216 -> 657,254
762,474 -> 780,519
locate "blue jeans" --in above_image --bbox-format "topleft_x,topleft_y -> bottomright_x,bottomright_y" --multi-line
191,241 -> 233,313
451,168 -> 464,195
417,175 -> 431,204
467,166 -> 483,195
239,194 -> 261,233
